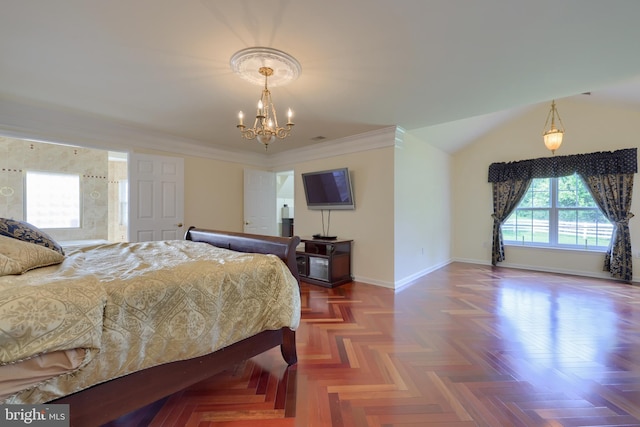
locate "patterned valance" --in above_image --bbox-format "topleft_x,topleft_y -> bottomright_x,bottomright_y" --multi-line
488,148 -> 637,183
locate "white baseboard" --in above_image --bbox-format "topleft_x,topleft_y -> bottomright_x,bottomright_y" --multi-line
351,276 -> 395,290
354,259 -> 454,292
354,257 -> 633,291
450,257 -> 626,282
393,259 -> 453,292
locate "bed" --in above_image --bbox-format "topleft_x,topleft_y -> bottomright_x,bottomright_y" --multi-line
0,223 -> 301,426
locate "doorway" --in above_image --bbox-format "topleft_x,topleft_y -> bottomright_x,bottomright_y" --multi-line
277,170 -> 294,237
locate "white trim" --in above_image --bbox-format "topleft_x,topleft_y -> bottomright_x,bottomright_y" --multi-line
393,259 -> 453,292
266,127 -> 398,168
503,243 -> 607,255
1,122 -> 397,170
0,98 -> 398,169
354,257 -> 453,292
352,275 -> 395,290
0,121 -> 268,167
452,257 -> 492,266
361,256 -> 635,290
450,257 -> 633,283
394,126 -> 406,149
0,97 -> 268,166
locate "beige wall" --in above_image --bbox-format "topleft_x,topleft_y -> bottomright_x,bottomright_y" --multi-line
395,130 -> 452,287
153,132 -> 429,288
452,99 -> 640,281
183,156 -> 245,232
176,129 -> 453,289
283,146 -> 396,286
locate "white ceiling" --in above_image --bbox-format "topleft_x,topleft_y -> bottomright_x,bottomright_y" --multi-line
2,0 -> 640,155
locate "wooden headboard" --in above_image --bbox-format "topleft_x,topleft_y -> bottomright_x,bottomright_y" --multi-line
184,227 -> 301,283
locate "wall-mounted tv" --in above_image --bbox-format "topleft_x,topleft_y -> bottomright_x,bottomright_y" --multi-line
302,168 -> 355,210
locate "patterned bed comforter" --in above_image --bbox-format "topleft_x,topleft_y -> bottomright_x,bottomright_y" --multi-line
0,240 -> 301,403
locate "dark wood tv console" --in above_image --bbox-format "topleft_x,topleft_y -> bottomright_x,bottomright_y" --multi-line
296,237 -> 353,287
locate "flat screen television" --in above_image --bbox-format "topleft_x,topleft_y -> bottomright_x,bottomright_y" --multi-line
302,168 -> 355,210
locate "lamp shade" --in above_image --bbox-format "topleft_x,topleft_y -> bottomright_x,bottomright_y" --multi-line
543,128 -> 563,153
542,100 -> 565,155
257,134 -> 276,146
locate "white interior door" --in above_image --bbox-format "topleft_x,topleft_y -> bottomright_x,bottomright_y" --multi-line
244,168 -> 277,236
129,153 -> 184,242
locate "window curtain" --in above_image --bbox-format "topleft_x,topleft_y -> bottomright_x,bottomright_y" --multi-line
582,173 -> 634,281
491,178 -> 531,265
488,148 -> 637,281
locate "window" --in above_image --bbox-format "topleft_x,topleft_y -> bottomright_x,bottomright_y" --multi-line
502,173 -> 613,250
118,179 -> 128,227
26,171 -> 81,228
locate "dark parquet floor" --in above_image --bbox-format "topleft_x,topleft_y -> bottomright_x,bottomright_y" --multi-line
105,263 -> 640,426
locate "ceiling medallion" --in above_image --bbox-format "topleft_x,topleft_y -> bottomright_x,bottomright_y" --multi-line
230,47 -> 301,87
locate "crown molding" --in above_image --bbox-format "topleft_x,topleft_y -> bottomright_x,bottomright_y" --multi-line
394,126 -> 406,149
0,97 -> 400,168
266,126 -> 399,169
0,96 -> 268,166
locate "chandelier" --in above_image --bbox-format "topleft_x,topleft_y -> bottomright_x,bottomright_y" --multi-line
231,47 -> 300,150
542,100 -> 565,155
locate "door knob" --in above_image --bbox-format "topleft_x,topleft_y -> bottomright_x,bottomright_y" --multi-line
176,223 -> 183,227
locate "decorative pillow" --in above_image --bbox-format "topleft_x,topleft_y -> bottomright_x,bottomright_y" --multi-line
0,253 -> 22,276
0,235 -> 65,276
0,218 -> 65,255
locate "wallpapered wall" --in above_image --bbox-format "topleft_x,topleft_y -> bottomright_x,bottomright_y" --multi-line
0,136 -> 126,242
108,158 -> 128,242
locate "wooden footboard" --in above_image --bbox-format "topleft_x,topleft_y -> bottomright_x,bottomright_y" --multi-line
51,228 -> 301,427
